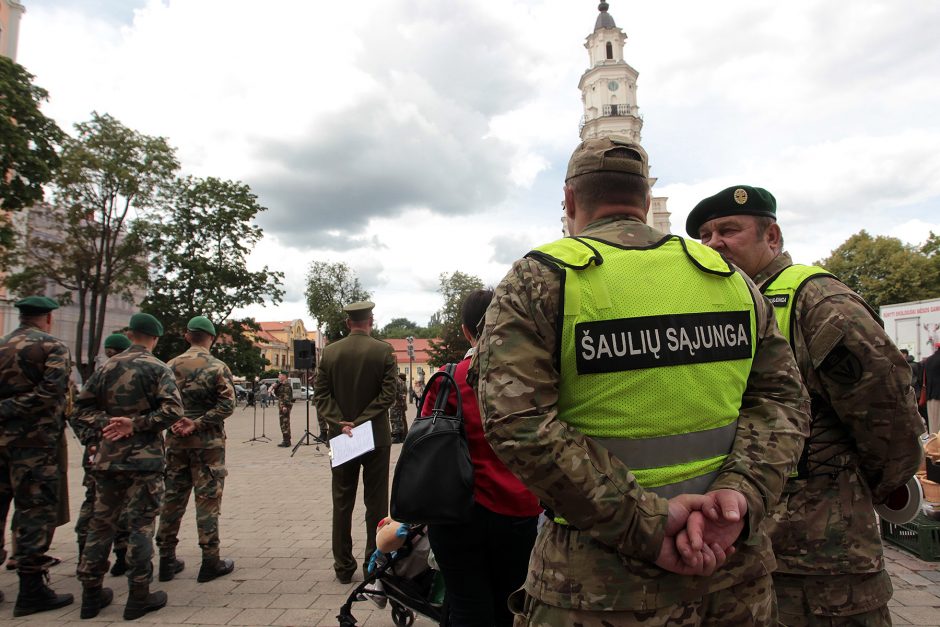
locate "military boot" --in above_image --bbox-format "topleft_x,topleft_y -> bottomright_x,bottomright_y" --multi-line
12,571 -> 74,617
110,548 -> 127,576
80,585 -> 113,619
277,438 -> 291,447
123,583 -> 167,621
196,557 -> 235,583
158,555 -> 184,582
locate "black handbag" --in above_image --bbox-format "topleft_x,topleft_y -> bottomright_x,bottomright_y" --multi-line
390,364 -> 475,525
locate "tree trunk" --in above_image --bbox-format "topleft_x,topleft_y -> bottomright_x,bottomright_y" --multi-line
75,287 -> 89,380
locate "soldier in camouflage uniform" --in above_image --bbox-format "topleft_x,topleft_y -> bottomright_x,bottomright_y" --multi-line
274,372 -> 293,447
474,139 -> 810,626
0,296 -> 75,615
691,186 -> 925,626
74,313 -> 184,620
389,373 -> 408,443
156,316 -> 236,583
72,333 -> 132,575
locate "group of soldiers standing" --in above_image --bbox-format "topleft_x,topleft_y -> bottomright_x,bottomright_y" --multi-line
0,302 -> 236,620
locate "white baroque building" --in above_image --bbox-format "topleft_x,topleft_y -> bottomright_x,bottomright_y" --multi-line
578,2 -> 671,233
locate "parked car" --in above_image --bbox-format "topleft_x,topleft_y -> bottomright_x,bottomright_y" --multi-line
233,384 -> 248,402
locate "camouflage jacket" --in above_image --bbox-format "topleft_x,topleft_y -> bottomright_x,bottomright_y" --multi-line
756,252 -> 924,584
273,380 -> 293,406
0,324 -> 71,448
473,216 -> 809,611
394,377 -> 407,412
165,346 -> 235,449
74,344 -> 183,473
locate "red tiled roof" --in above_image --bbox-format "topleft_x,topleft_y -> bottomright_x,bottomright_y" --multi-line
386,338 -> 439,364
258,321 -> 291,331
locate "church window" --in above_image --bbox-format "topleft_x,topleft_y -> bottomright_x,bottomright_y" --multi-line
606,42 -> 613,59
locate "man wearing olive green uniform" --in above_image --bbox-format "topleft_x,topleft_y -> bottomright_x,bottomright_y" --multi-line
273,372 -> 293,447
0,296 -> 74,615
156,316 -> 236,584
475,138 -> 809,625
690,186 -> 924,626
313,301 -> 398,583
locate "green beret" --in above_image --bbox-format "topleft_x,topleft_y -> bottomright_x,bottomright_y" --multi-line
565,135 -> 649,181
104,333 -> 131,351
14,296 -> 59,316
187,315 -> 216,336
128,312 -> 164,337
343,300 -> 375,321
686,185 -> 777,237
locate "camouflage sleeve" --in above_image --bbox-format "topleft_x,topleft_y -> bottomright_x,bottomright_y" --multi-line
131,365 -> 184,432
477,258 -> 669,564
801,289 -> 924,502
708,284 -> 810,535
351,346 -> 398,426
74,368 -> 110,432
195,363 -> 235,431
0,339 -> 70,428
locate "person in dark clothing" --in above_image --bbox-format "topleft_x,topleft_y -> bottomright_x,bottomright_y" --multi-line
925,343 -> 940,434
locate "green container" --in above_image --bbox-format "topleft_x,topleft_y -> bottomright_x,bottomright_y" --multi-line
881,513 -> 940,562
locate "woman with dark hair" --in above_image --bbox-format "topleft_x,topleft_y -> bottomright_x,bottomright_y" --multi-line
420,289 -> 541,627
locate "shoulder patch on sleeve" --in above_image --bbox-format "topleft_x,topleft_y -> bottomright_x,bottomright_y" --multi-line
820,345 -> 863,385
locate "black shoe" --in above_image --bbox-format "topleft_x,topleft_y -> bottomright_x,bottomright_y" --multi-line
196,557 -> 235,583
158,556 -> 184,582
277,439 -> 291,447
110,548 -> 127,576
13,571 -> 74,617
80,586 -> 113,619
336,571 -> 354,584
123,585 -> 167,620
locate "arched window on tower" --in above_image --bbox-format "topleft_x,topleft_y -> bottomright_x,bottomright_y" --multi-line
606,42 -> 613,60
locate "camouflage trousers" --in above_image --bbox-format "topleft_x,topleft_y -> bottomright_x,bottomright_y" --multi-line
76,469 -> 129,553
0,445 -> 60,574
279,402 -> 292,440
509,573 -> 776,627
774,572 -> 892,627
76,470 -> 164,587
389,406 -> 408,442
156,447 -> 227,559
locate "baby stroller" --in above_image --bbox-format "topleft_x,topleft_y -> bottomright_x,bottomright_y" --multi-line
338,524 -> 448,626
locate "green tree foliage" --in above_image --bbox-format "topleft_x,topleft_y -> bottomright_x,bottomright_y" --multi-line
426,271 -> 484,367
304,261 -> 372,341
5,113 -> 178,377
817,230 -> 940,310
0,57 -> 64,254
141,176 -> 284,373
379,317 -> 439,339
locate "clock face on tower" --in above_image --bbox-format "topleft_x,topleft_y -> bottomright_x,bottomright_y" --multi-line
607,80 -> 619,91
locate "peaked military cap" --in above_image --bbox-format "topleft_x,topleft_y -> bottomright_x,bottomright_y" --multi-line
128,312 -> 164,337
14,296 -> 59,316
343,300 -> 375,321
104,333 -> 131,351
686,185 -> 777,237
565,135 -> 649,181
187,315 -> 217,336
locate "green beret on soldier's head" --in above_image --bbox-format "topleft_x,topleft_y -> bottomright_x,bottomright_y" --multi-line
343,300 -> 375,322
104,333 -> 131,351
686,185 -> 777,238
128,312 -> 164,337
565,135 -> 649,182
187,315 -> 217,336
14,296 -> 59,316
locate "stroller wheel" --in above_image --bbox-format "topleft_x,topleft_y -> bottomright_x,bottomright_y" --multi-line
390,601 -> 415,626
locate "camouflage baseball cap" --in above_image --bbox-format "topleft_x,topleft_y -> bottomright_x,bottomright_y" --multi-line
565,136 -> 649,181
686,185 -> 777,237
128,312 -> 164,337
104,333 -> 131,351
187,315 -> 217,336
14,295 -> 59,315
343,301 -> 375,321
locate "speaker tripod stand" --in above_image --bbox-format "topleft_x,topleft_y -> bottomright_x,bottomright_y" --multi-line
244,394 -> 272,444
291,366 -> 328,457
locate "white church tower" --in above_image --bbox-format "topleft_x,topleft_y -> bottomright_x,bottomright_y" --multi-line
578,2 -> 671,233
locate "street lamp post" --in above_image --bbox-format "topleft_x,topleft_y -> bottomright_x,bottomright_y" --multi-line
406,336 -> 415,404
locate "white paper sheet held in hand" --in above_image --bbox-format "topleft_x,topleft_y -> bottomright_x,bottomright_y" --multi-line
329,421 -> 375,467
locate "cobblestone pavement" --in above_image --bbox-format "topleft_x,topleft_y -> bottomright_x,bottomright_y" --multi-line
1,402 -> 938,625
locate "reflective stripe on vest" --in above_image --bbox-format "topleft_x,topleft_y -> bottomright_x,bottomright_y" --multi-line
760,264 -> 832,344
529,235 -> 757,497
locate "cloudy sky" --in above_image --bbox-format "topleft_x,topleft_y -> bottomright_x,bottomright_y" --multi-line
20,0 -> 940,326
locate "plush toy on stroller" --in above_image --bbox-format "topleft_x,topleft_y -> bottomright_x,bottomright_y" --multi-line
338,518 -> 447,626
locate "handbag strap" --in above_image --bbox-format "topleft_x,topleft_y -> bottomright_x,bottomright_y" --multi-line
418,363 -> 463,422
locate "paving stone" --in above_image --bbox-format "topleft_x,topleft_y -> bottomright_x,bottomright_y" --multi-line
268,593 -> 315,609
893,589 -> 940,606
229,608 -> 286,625
893,606 -> 940,626
184,606 -> 242,624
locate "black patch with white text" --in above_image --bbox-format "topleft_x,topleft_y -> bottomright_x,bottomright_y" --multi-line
575,311 -> 752,374
768,294 -> 790,307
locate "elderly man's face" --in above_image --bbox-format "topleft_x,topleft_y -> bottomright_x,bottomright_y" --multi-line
698,215 -> 777,278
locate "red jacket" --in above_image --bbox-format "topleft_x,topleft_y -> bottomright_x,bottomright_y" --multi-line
421,357 -> 541,517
